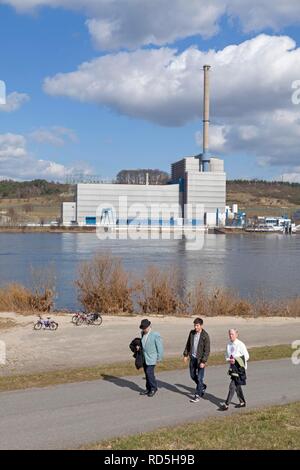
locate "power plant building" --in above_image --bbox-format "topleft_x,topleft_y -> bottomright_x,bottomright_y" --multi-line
62,66 -> 226,228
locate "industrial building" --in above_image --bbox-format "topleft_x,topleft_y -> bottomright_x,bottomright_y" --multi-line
62,66 -> 226,228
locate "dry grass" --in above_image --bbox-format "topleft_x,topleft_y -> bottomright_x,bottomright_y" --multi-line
137,266 -> 187,316
76,253 -> 134,314
1,254 -> 300,317
206,287 -> 252,317
0,284 -> 33,313
74,254 -> 300,317
190,282 -> 298,318
227,180 -> 300,218
86,402 -> 300,450
0,282 -> 54,314
30,265 -> 55,312
281,297 -> 300,317
0,196 -> 63,225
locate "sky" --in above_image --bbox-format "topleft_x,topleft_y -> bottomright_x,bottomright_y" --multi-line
0,0 -> 300,182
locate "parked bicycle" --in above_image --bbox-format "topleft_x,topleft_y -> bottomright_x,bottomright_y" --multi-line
34,315 -> 58,331
71,311 -> 82,324
73,311 -> 103,326
71,311 -> 89,324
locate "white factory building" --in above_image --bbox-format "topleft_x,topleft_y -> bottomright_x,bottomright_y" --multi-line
61,65 -> 226,228
62,155 -> 226,228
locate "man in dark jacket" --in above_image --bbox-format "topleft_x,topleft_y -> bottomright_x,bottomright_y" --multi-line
183,318 -> 210,403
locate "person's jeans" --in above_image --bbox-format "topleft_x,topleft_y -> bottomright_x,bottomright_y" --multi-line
143,364 -> 157,392
189,356 -> 205,396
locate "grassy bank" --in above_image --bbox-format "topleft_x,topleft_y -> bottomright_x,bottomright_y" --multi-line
227,180 -> 300,219
0,344 -> 292,393
84,402 -> 300,450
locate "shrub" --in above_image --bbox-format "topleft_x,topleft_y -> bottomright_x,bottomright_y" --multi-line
0,283 -> 54,314
76,253 -> 134,314
138,266 -> 188,315
205,288 -> 252,317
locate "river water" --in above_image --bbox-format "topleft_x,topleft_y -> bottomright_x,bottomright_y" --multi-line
0,232 -> 299,310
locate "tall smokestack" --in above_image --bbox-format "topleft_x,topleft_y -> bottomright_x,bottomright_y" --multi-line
202,65 -> 211,171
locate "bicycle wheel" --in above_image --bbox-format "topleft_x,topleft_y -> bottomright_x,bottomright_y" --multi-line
75,316 -> 84,326
71,314 -> 79,324
93,315 -> 103,326
34,321 -> 42,330
50,322 -> 58,331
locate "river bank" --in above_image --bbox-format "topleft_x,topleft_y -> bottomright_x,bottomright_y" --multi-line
0,312 -> 299,375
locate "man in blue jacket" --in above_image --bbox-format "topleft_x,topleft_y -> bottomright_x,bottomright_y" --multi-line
139,319 -> 164,397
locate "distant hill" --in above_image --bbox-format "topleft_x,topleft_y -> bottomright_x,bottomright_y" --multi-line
227,180 -> 300,218
0,179 -> 74,199
0,180 -> 75,225
0,178 -> 299,223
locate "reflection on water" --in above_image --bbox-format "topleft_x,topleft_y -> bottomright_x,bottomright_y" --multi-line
0,232 -> 299,310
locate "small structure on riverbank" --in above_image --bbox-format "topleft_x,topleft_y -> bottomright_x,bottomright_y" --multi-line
246,216 -> 296,233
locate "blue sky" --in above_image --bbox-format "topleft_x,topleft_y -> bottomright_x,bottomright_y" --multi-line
1,1 -> 300,182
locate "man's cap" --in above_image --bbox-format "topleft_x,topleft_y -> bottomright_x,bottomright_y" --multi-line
139,319 -> 151,329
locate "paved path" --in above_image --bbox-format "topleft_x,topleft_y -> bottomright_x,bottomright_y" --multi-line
0,358 -> 299,449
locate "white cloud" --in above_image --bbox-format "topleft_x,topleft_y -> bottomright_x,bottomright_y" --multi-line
0,133 -> 27,160
34,160 -> 75,179
30,126 -> 78,146
0,132 -> 89,180
3,1 -> 300,50
43,33 -> 300,170
280,169 -> 300,183
84,0 -> 223,50
0,80 -> 6,105
43,35 -> 299,115
45,47 -> 196,126
2,2 -> 300,175
1,0 -> 224,49
227,0 -> 300,33
0,92 -> 30,112
196,125 -> 227,153
197,110 -> 300,168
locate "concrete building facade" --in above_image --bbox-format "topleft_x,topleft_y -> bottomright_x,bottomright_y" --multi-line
61,66 -> 226,228
61,202 -> 76,226
75,182 -> 181,226
62,155 -> 226,227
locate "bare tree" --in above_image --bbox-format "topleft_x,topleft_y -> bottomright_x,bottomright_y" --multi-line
30,264 -> 56,312
116,169 -> 170,185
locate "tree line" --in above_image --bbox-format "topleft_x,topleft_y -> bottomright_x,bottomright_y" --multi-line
0,179 -> 74,199
116,169 -> 170,185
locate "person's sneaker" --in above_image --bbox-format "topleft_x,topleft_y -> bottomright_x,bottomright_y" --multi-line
219,402 -> 229,411
147,389 -> 157,397
139,389 -> 150,395
190,395 -> 200,403
235,402 -> 246,408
